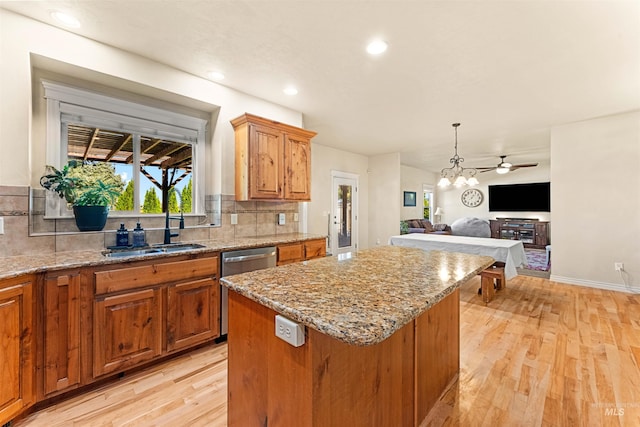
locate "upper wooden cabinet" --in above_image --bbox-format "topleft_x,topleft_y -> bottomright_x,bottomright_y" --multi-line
231,113 -> 316,201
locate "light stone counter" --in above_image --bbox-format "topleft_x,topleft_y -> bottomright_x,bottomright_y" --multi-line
0,233 -> 325,280
221,246 -> 494,346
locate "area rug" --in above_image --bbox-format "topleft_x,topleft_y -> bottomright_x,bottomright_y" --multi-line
524,248 -> 549,271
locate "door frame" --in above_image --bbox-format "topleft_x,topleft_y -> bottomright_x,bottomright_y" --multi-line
330,170 -> 359,256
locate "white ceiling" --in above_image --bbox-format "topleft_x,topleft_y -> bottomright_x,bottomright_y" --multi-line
2,0 -> 639,173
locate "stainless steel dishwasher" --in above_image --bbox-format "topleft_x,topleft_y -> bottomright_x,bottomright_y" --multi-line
220,246 -> 277,336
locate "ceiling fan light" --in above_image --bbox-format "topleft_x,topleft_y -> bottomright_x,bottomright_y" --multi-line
496,167 -> 510,174
438,177 -> 451,187
501,162 -> 512,168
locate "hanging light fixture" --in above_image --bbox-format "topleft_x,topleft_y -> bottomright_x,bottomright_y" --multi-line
437,123 -> 479,188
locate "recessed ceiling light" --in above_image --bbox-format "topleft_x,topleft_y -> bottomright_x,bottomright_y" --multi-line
208,71 -> 225,80
366,40 -> 388,55
50,11 -> 81,28
283,86 -> 298,96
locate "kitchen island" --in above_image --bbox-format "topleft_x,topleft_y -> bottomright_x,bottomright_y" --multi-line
221,246 -> 494,427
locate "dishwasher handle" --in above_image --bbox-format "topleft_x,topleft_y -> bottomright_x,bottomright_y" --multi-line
223,251 -> 276,264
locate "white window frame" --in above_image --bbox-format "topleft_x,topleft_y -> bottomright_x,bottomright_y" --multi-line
42,80 -> 207,218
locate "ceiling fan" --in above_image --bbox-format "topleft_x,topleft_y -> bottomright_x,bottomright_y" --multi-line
476,155 -> 538,174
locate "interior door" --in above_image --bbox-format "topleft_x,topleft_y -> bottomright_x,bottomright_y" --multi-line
331,173 -> 358,256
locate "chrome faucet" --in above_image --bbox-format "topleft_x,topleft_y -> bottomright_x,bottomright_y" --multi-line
164,188 -> 185,244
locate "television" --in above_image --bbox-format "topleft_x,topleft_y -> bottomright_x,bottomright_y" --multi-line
488,182 -> 550,212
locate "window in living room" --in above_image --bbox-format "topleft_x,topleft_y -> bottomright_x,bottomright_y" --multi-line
423,185 -> 433,221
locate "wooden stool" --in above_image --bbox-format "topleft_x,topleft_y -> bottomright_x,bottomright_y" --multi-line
479,266 -> 506,303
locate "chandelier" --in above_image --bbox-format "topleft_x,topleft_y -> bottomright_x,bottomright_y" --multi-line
437,123 -> 479,188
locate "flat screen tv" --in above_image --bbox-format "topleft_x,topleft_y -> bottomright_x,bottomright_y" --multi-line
488,182 -> 550,212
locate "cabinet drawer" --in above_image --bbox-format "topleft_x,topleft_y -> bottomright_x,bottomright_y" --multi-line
304,239 -> 326,260
277,243 -> 304,265
95,257 -> 218,294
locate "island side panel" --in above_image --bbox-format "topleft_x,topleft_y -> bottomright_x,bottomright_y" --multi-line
228,290 -> 415,426
415,288 -> 460,424
310,321 -> 415,427
228,291 -> 312,427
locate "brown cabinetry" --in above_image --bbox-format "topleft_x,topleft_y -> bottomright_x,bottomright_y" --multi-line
0,275 -> 34,424
91,255 -> 219,379
277,238 -> 326,266
93,288 -> 163,377
42,271 -> 80,397
490,219 -> 550,249
231,113 -> 316,201
167,278 -> 219,352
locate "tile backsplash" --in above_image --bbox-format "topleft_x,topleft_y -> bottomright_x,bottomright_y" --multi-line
0,186 -> 302,257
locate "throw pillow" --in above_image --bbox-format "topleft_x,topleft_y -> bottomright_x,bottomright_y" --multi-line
418,220 -> 433,232
408,220 -> 421,228
433,223 -> 448,232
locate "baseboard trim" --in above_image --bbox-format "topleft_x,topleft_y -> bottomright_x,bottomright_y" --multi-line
549,274 -> 640,294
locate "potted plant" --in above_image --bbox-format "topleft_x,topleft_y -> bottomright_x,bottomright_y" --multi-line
40,160 -> 121,231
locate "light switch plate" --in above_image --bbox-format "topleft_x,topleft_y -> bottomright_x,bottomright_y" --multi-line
230,213 -> 238,225
0,217 -> 4,235
294,213 -> 299,222
278,213 -> 285,225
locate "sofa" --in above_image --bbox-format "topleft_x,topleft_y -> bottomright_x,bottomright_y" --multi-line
401,219 -> 452,235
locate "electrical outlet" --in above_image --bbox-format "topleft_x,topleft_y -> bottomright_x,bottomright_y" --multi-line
294,213 -> 299,222
278,213 -> 286,225
275,315 -> 305,347
230,213 -> 238,225
615,262 -> 624,271
0,217 -> 4,235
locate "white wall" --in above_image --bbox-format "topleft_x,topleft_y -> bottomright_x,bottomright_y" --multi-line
550,111 -> 640,292
400,165 -> 437,220
368,153 -> 401,246
308,144 -> 369,249
435,164 -> 551,225
0,10 -> 301,197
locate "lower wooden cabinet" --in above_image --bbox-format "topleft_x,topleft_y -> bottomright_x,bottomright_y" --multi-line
93,287 -> 163,377
167,278 -> 219,352
42,271 -> 81,397
277,238 -> 326,266
0,275 -> 34,425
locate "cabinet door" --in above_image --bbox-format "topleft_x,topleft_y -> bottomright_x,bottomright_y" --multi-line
489,220 -> 500,239
284,133 -> 311,200
304,239 -> 326,260
0,275 -> 34,424
535,222 -> 549,247
167,278 -> 219,352
249,124 -> 284,199
93,288 -> 162,378
277,242 -> 304,265
43,272 -> 80,396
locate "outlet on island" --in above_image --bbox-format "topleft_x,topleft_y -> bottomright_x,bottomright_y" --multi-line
275,315 -> 305,347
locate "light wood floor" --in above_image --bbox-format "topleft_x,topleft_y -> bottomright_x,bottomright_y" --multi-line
16,275 -> 640,426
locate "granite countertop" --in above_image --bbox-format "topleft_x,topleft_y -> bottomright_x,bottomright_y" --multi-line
0,233 -> 326,280
221,246 -> 494,346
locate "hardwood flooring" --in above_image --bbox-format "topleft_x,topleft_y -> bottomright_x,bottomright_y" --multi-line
15,275 -> 640,426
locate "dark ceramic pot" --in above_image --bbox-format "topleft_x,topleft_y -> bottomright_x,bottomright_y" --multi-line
73,205 -> 109,231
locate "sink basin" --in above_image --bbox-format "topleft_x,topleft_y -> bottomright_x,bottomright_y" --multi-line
103,243 -> 206,258
152,243 -> 206,252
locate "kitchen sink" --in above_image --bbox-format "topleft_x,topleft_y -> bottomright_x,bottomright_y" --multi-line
103,243 -> 206,258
